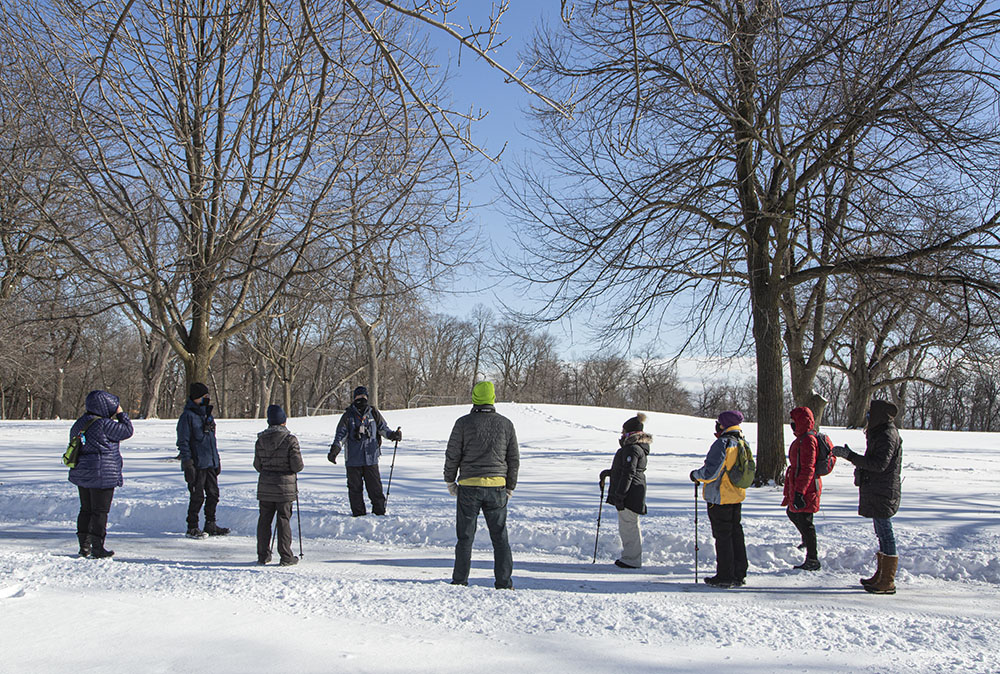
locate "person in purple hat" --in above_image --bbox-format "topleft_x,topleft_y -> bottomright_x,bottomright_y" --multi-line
690,410 -> 749,588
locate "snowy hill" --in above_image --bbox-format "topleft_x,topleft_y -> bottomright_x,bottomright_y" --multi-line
1,403 -> 998,673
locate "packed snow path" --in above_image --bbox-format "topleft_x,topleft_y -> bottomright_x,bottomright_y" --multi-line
2,404 -> 998,673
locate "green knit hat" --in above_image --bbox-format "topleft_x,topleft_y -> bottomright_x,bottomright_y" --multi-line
471,381 -> 496,406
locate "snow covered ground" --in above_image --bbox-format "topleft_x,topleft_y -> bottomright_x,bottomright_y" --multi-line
1,403 -> 998,673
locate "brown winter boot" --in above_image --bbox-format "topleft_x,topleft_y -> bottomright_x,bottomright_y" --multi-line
860,552 -> 883,587
865,554 -> 897,594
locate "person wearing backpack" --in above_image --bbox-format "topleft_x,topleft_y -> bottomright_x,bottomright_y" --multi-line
831,399 -> 903,595
782,406 -> 824,571
68,390 -> 134,559
327,386 -> 401,516
599,412 -> 652,569
689,410 -> 749,588
254,404 -> 304,566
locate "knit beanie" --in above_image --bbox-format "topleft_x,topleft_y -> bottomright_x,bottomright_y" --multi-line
353,386 -> 369,401
189,382 -> 209,400
266,404 -> 287,426
716,410 -> 744,430
623,412 -> 646,434
471,381 -> 496,406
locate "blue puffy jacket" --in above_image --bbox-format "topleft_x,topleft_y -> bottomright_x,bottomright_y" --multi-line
68,390 -> 134,489
176,399 -> 219,469
332,402 -> 392,467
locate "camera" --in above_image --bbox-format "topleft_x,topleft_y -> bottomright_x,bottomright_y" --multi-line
354,423 -> 369,441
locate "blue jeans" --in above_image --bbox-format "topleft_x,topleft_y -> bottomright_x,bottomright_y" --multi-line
453,485 -> 513,588
873,517 -> 896,556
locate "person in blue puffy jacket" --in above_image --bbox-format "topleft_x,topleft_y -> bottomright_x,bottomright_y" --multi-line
327,386 -> 401,516
176,382 -> 229,538
68,390 -> 134,558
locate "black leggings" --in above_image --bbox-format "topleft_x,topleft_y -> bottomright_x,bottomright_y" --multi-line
787,509 -> 817,560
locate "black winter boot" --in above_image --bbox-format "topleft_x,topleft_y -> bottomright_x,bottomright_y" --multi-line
90,535 -> 114,559
77,534 -> 92,558
204,522 -> 230,536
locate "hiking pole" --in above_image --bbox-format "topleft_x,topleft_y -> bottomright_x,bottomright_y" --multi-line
385,427 -> 401,506
295,476 -> 303,558
593,480 -> 605,563
296,494 -> 303,558
694,480 -> 700,584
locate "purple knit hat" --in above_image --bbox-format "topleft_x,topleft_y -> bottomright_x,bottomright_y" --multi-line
716,410 -> 744,429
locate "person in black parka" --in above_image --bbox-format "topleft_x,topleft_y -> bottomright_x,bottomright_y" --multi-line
68,390 -> 134,558
177,382 -> 229,538
254,404 -> 304,566
600,412 -> 651,569
832,398 -> 903,594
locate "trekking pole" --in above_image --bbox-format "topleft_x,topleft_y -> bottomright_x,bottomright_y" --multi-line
592,480 -> 605,563
296,493 -> 303,558
694,480 -> 700,584
295,475 -> 303,558
269,522 -> 276,556
385,427 -> 401,506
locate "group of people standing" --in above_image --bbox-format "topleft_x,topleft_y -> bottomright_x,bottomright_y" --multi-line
598,400 -> 904,595
65,381 -> 902,594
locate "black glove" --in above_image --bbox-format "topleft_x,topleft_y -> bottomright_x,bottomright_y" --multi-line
599,469 -> 610,487
389,429 -> 402,442
689,470 -> 699,483
182,459 -> 196,484
793,492 -> 806,510
327,444 -> 340,464
831,444 -> 851,459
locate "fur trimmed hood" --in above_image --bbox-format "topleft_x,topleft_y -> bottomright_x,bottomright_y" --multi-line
622,431 -> 653,447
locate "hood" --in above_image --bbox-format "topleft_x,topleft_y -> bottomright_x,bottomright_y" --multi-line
868,399 -> 898,428
790,407 -> 815,437
621,431 -> 653,450
85,390 -> 120,418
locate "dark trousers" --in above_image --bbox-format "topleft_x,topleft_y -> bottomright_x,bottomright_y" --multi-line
707,502 -> 748,582
77,486 -> 115,544
346,465 -> 385,516
257,500 -> 293,562
186,468 -> 220,528
787,509 -> 818,560
453,485 -> 513,589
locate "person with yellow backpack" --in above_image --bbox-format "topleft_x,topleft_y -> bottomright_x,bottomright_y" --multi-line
690,410 -> 750,588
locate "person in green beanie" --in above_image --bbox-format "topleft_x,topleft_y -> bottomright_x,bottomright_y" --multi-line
443,381 -> 519,589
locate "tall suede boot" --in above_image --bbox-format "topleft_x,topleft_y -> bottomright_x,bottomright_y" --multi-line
865,554 -> 897,594
860,552 -> 883,587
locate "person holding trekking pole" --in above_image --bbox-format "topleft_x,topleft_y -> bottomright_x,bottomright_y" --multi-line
690,410 -> 749,589
253,404 -> 303,566
327,386 -> 401,517
599,412 -> 652,569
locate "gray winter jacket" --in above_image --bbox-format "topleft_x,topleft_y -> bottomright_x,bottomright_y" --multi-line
253,425 -> 304,502
443,405 -> 519,489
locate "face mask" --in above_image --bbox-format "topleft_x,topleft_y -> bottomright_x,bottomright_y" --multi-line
200,397 -> 211,406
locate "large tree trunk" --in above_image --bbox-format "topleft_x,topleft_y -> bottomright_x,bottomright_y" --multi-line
749,277 -> 788,485
139,336 -> 173,418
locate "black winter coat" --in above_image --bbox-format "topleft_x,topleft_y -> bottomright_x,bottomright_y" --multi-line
601,432 -> 651,515
846,422 -> 902,519
254,425 -> 304,502
444,405 -> 519,489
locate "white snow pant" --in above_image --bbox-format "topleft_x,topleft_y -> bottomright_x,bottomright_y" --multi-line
617,508 -> 642,567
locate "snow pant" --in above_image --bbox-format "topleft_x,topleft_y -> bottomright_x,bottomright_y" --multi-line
346,465 -> 385,516
77,486 -> 115,546
873,517 -> 897,556
452,485 -> 513,589
256,500 -> 293,563
616,507 -> 643,568
186,467 -> 220,529
787,509 -> 818,560
707,502 -> 748,582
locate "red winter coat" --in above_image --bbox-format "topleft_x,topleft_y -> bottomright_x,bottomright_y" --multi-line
781,406 -> 822,513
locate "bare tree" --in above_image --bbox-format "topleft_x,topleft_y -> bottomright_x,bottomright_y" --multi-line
507,0 -> 1000,481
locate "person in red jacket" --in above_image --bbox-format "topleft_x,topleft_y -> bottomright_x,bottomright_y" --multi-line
782,406 -> 823,570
